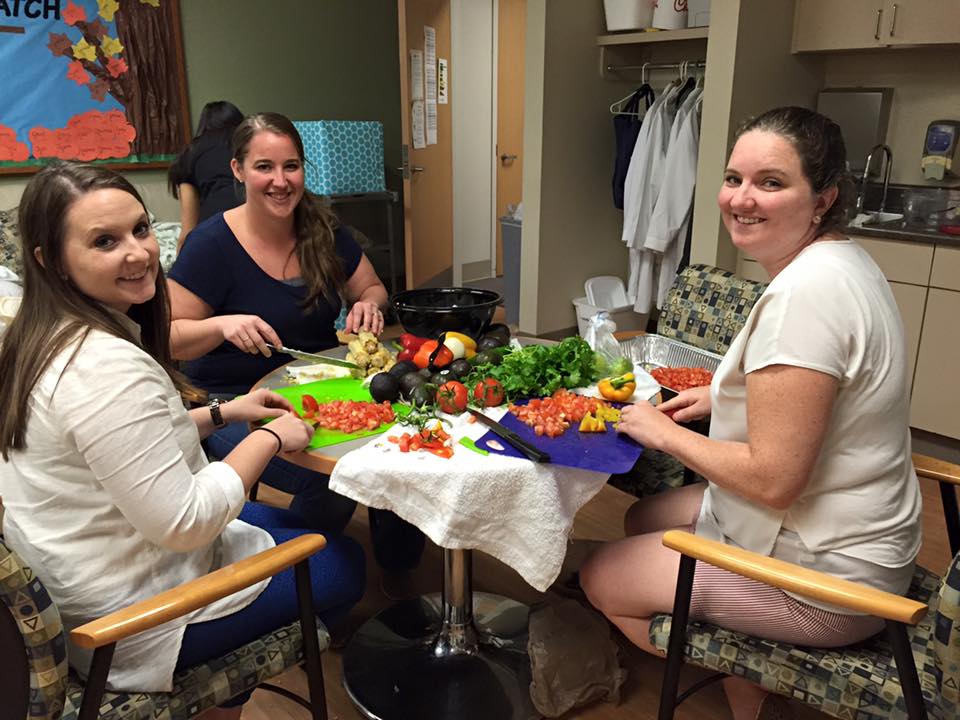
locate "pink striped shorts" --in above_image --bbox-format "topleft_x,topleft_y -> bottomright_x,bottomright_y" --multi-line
689,562 -> 885,647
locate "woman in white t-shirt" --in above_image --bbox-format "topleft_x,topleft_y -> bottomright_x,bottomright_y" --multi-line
0,163 -> 366,716
581,107 -> 921,720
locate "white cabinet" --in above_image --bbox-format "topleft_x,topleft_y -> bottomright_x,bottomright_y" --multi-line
792,0 -> 886,52
910,288 -> 960,437
792,0 -> 960,52
887,280 -> 926,394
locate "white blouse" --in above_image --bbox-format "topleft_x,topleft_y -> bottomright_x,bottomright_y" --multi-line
0,319 -> 272,692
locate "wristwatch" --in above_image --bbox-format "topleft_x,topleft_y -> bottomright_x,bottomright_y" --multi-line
208,398 -> 226,428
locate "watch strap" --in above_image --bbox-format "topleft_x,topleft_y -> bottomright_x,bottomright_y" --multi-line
208,398 -> 226,428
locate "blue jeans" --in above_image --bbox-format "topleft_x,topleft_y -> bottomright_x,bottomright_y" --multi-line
207,422 -> 425,572
176,502 -> 366,706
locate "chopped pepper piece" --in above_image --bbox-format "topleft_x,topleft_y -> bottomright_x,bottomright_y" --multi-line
578,412 -> 606,433
597,372 -> 636,402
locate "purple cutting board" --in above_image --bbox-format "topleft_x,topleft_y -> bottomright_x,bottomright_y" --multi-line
475,400 -> 644,474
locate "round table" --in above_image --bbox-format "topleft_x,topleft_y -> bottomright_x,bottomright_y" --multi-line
253,357 -> 538,720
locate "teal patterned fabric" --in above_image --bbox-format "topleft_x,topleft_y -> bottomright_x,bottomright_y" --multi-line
656,264 -> 767,355
650,560 -> 960,719
0,206 -> 23,276
0,539 -> 329,720
294,120 -> 386,196
0,539 -> 68,720
608,450 -> 691,497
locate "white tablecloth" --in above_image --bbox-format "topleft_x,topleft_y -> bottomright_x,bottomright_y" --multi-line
329,411 -> 609,592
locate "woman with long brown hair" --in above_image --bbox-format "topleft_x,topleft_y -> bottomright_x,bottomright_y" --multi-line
167,112 -> 424,584
0,162 -> 365,713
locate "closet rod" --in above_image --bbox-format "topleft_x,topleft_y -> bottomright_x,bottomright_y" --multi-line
605,60 -> 706,73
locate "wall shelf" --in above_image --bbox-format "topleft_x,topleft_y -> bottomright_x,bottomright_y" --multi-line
596,27 -> 709,47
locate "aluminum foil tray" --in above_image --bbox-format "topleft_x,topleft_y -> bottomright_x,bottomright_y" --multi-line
620,334 -> 723,376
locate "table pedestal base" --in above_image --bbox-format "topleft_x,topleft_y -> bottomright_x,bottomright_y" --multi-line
342,592 -> 537,720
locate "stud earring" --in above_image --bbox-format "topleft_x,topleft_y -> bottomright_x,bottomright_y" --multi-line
812,215 -> 821,224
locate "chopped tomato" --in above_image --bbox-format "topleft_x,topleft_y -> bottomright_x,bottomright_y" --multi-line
509,389 -> 613,438
302,394 -> 320,413
650,367 -> 714,392
312,400 -> 395,434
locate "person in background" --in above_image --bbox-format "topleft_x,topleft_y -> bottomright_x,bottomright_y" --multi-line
168,100 -> 245,246
167,112 -> 425,592
0,163 -> 365,718
581,107 -> 921,720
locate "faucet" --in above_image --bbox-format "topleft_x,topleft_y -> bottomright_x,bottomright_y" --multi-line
857,144 -> 893,216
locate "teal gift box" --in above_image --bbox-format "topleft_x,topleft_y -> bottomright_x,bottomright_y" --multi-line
293,120 -> 386,196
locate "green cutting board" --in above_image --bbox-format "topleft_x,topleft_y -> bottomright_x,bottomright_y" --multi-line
269,378 -> 408,449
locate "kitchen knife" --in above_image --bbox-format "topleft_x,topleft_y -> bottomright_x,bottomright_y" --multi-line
266,344 -> 362,370
467,408 -> 551,463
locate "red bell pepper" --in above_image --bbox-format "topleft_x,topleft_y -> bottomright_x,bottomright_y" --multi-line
413,340 -> 453,369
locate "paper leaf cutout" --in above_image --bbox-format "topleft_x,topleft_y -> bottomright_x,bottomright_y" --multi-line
106,56 -> 128,78
30,111 -> 137,161
71,37 -> 97,62
47,33 -> 73,58
62,1 -> 87,25
87,19 -> 108,39
66,61 -> 91,85
98,0 -> 120,22
89,78 -> 110,102
100,35 -> 123,57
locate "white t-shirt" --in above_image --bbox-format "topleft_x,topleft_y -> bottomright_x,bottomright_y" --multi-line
0,319 -> 272,692
697,240 -> 921,600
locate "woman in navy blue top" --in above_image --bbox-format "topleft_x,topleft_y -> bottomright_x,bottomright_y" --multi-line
168,112 -> 424,578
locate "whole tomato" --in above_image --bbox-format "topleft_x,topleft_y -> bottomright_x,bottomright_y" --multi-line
436,381 -> 469,414
473,378 -> 505,407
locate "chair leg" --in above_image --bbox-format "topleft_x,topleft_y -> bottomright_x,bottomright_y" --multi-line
658,554 -> 697,720
938,480 -> 960,558
249,481 -> 260,502
77,643 -> 116,720
295,558 -> 328,720
886,620 -> 927,720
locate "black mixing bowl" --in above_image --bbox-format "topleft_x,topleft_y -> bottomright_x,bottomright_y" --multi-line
391,287 -> 502,339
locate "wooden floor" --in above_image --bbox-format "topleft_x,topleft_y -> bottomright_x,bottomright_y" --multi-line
242,475 -> 955,720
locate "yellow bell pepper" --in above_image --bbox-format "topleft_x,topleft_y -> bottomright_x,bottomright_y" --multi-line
445,331 -> 477,352
597,373 -> 636,402
596,405 -> 621,423
578,412 -> 606,433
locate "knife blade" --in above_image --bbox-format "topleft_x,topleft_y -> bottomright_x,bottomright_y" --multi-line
467,408 -> 551,463
266,344 -> 361,370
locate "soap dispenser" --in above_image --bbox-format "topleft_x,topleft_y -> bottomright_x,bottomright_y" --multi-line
921,120 -> 960,181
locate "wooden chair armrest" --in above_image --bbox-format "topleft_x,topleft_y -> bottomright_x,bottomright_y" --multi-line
70,533 -> 326,649
661,530 -> 927,625
913,452 -> 960,488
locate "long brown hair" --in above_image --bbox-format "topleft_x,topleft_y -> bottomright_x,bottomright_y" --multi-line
232,112 -> 347,308
0,162 -> 199,460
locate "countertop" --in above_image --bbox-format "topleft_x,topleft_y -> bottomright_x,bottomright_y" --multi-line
844,221 -> 960,247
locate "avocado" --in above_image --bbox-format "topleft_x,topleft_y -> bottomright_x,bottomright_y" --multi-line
473,348 -> 505,367
388,360 -> 417,379
448,358 -> 472,379
484,323 -> 511,344
409,383 -> 436,409
417,367 -> 434,380
431,368 -> 455,385
477,336 -> 505,352
369,372 -> 401,403
399,372 -> 426,399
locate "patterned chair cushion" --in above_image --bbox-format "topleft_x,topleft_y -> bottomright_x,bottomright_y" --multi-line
0,206 -> 23,277
0,539 -> 69,720
657,264 -> 767,355
650,561 -> 960,720
1,538 -> 330,720
608,450 -> 689,497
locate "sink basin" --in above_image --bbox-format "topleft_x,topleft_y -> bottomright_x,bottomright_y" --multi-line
850,211 -> 904,228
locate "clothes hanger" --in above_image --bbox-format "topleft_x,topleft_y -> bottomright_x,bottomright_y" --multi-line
609,62 -> 651,116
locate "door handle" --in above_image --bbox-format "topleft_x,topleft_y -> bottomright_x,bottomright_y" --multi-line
394,165 -> 425,174
874,7 -> 883,40
500,154 -> 518,163
889,3 -> 898,36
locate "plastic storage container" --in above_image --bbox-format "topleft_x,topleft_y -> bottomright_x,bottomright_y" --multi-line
603,0 -> 654,32
573,296 -> 645,337
687,0 -> 711,27
499,216 -> 522,325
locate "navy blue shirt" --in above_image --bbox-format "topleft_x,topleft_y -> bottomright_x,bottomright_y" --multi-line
168,214 -> 362,396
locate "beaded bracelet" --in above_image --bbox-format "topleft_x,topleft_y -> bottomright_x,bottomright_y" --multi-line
253,426 -> 283,455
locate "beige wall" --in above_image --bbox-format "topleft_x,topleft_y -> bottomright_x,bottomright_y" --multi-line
521,0 -> 637,335
0,1 -> 400,224
820,47 -> 960,187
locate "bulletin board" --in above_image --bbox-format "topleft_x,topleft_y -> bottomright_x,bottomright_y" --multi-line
0,0 -> 190,174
